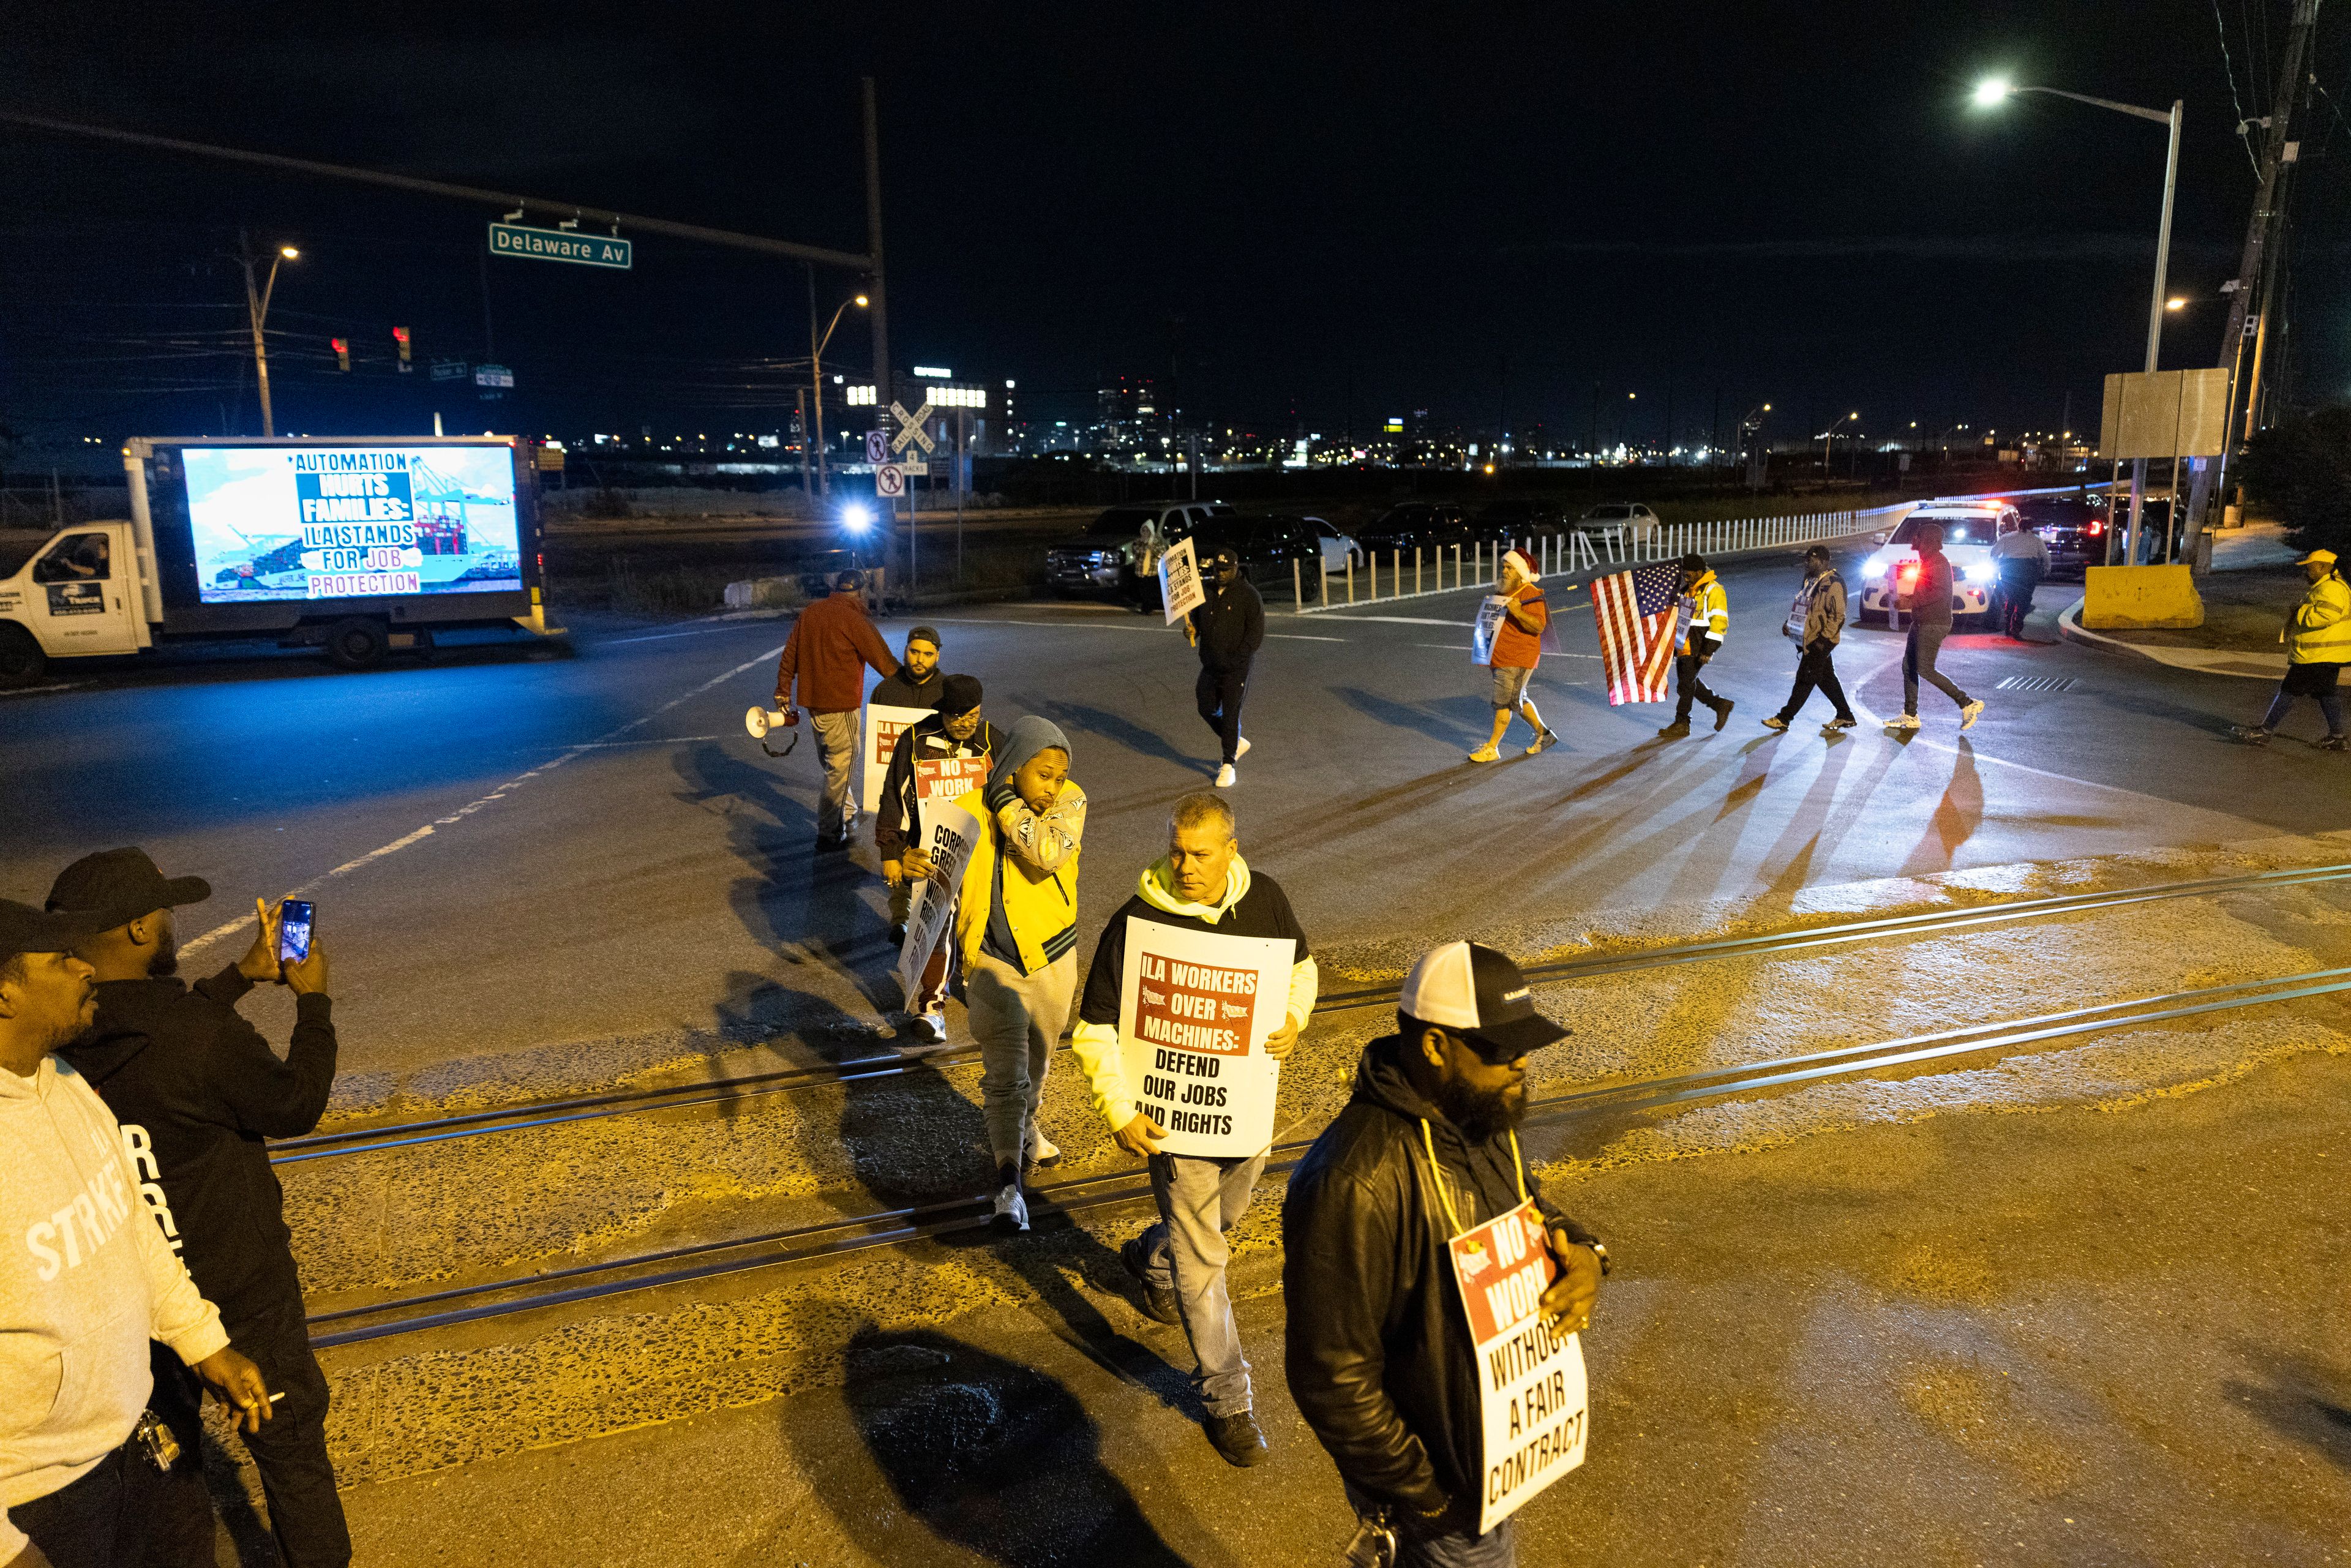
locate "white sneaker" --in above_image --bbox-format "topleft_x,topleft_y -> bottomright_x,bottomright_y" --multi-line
1215,763 -> 1237,787
1884,713 -> 1921,732
906,1011 -> 945,1043
992,1180 -> 1030,1232
1031,1127 -> 1061,1166
1235,736 -> 1251,760
1960,699 -> 1985,732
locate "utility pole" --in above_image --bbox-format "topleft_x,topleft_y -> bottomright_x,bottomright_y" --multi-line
236,229 -> 295,438
862,77 -> 891,425
2190,0 -> 2320,548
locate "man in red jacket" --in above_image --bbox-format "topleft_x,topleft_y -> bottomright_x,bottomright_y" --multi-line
774,570 -> 900,848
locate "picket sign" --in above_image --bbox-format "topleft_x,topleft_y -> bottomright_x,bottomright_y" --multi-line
1447,1198 -> 1589,1533
1116,918 -> 1294,1158
860,704 -> 934,812
894,799 -> 980,1003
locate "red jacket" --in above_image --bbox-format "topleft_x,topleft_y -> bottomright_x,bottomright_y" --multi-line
774,589 -> 898,713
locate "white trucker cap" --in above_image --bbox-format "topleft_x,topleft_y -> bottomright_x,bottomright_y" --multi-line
1398,940 -> 1570,1062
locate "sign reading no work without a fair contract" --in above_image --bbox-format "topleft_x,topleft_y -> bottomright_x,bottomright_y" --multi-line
1449,1198 -> 1588,1533
894,799 -> 980,1004
1160,537 -> 1205,626
1471,595 -> 1510,666
487,223 -> 634,270
1116,918 -> 1294,1158
860,703 -> 934,812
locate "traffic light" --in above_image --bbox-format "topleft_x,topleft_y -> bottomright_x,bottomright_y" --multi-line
331,337 -> 351,372
392,326 -> 411,372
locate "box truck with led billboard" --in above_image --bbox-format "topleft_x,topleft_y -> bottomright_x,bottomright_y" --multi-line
0,436 -> 560,683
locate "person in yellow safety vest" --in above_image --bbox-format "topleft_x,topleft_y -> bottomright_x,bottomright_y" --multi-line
1659,551 -> 1734,737
2235,547 -> 2351,749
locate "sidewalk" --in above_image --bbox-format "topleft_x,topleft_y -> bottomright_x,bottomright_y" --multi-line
2058,523 -> 2301,681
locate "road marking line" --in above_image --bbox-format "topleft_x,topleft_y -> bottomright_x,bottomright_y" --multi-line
182,643 -> 787,957
1266,633 -> 1346,642
601,623 -> 782,645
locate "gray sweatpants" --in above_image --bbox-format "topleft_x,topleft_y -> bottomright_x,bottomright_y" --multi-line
966,950 -> 1074,1169
811,708 -> 859,839
1138,1150 -> 1269,1416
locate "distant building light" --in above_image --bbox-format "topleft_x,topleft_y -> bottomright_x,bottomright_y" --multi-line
1005,379 -> 1016,389
847,384 -> 877,406
913,365 -> 953,378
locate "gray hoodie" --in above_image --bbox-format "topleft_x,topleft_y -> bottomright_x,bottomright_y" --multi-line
2,1054 -> 227,1558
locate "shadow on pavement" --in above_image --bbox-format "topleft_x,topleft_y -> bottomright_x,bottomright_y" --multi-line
1034,697 -> 1201,773
2225,1348 -> 2351,1472
797,1325 -> 1194,1566
1329,684 -> 1489,748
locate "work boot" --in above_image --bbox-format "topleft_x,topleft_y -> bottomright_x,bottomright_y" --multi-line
1760,715 -> 1789,732
1657,718 -> 1692,738
2230,726 -> 2273,746
1204,1411 -> 1270,1468
1711,697 -> 1735,732
1120,1236 -> 1182,1326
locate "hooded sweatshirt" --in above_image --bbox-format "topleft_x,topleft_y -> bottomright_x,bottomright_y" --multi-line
2,1054 -> 228,1559
955,716 -> 1086,975
1070,854 -> 1318,1136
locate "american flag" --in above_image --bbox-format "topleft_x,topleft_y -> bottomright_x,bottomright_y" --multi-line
1590,563 -> 1684,705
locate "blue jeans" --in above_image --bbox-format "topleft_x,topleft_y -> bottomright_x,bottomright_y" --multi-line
1343,1484 -> 1518,1567
1140,1150 -> 1267,1416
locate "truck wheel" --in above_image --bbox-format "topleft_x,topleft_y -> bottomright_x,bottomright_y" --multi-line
323,617 -> 389,670
0,623 -> 46,688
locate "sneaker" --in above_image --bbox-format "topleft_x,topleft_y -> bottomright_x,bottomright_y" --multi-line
1120,1236 -> 1182,1325
1234,736 -> 1251,760
1030,1127 -> 1061,1167
1466,746 -> 1501,763
2322,735 -> 2350,752
1711,698 -> 1735,732
1760,715 -> 1789,732
992,1179 -> 1030,1234
1959,699 -> 1985,732
1656,719 -> 1692,738
2231,726 -> 2273,746
1215,762 -> 1237,787
1884,713 -> 1922,732
1204,1411 -> 1270,1468
905,1011 -> 945,1044
889,921 -> 908,947
1525,729 -> 1559,756
1823,716 -> 1858,732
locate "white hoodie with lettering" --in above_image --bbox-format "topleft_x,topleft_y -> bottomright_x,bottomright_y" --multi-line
2,1053 -> 227,1558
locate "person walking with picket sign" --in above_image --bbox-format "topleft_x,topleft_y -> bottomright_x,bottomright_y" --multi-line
1187,544 -> 1264,787
1468,549 -> 1561,762
1658,552 -> 1732,737
1885,522 -> 1984,733
1761,546 -> 1856,733
2233,548 -> 2351,749
772,570 -> 901,849
877,675 -> 1002,1040
951,716 -> 1086,1231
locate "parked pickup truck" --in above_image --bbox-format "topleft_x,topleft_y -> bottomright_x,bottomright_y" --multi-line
0,435 -> 560,686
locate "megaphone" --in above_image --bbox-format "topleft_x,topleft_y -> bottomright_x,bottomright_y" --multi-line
746,705 -> 799,758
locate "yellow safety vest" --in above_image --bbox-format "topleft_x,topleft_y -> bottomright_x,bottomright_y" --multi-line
2290,574 -> 2351,665
1680,574 -> 1729,654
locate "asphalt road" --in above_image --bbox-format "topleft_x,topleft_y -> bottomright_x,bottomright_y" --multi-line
1,542 -> 2334,1100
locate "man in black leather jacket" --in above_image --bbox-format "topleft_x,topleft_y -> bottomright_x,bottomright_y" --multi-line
1283,941 -> 1605,1566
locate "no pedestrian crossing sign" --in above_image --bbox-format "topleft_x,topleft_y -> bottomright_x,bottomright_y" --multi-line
876,463 -> 907,499
488,223 -> 634,271
865,430 -> 890,464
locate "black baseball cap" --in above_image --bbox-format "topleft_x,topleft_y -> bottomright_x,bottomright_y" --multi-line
44,847 -> 212,931
906,625 -> 942,651
1398,941 -> 1570,1062
940,673 -> 984,715
0,899 -> 108,964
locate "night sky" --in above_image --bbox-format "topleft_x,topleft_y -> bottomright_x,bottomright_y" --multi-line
2,1 -> 2344,457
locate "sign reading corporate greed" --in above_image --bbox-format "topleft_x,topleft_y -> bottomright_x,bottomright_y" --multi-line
1116,918 -> 1294,1158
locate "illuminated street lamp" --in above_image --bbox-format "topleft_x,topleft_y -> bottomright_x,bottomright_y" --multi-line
1821,410 -> 1858,475
1974,75 -> 2183,558
236,235 -> 299,437
809,290 -> 869,499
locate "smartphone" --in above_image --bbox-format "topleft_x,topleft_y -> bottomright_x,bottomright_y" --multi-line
277,901 -> 314,966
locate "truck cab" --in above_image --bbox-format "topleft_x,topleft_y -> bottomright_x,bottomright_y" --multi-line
0,520 -> 146,682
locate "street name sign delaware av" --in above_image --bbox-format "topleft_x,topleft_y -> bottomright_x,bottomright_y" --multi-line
488,223 -> 634,270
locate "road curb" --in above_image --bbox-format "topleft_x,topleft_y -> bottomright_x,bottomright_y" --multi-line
2058,598 -> 2284,681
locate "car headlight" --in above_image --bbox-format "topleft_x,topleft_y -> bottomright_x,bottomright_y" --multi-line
1864,553 -> 1893,580
1964,560 -> 1999,584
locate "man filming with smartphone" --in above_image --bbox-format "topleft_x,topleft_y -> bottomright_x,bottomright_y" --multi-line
45,849 -> 348,1568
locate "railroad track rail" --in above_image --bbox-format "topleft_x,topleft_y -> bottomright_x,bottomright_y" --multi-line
277,860 -> 2351,1168
307,963 -> 2351,1348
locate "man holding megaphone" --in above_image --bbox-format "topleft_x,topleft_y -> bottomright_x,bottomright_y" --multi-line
771,570 -> 901,849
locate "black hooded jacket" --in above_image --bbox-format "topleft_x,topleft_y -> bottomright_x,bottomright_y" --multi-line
1281,1035 -> 1597,1523
58,966 -> 336,1324
1187,576 -> 1264,669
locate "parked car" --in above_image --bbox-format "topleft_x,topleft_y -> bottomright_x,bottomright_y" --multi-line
1854,502 -> 2015,626
1217,513 -> 1359,578
1044,501 -> 1235,599
1577,502 -> 1662,541
1476,498 -> 1569,537
1357,502 -> 1471,559
2015,497 -> 2107,579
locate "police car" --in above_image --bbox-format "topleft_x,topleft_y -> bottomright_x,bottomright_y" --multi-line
1854,501 -> 2019,627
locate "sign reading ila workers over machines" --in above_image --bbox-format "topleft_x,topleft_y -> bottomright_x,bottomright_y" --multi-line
488,223 -> 634,269
1116,920 -> 1294,1158
1449,1198 -> 1589,1534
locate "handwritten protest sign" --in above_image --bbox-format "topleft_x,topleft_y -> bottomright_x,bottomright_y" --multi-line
1471,595 -> 1510,666
860,703 -> 933,812
1447,1198 -> 1588,1533
1160,536 -> 1206,625
1116,918 -> 1294,1157
894,799 -> 980,1005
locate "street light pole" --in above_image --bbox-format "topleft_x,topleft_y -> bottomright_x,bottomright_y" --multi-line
809,290 -> 868,504
238,231 -> 297,438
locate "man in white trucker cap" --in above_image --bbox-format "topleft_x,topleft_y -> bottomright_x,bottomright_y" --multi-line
1281,941 -> 1607,1566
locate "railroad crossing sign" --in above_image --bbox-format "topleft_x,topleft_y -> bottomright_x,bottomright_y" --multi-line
889,400 -> 937,456
875,462 -> 907,498
864,430 -> 889,463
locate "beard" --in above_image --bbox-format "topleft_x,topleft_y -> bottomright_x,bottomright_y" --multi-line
147,929 -> 179,978
1435,1072 -> 1526,1144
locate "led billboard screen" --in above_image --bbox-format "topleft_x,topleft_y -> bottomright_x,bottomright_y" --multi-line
181,443 -> 523,604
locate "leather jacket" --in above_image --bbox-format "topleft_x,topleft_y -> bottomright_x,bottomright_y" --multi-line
1281,1035 -> 1598,1526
